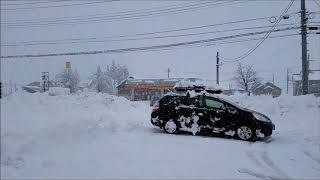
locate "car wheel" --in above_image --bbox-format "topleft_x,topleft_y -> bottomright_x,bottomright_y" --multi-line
164,120 -> 178,134
236,125 -> 256,141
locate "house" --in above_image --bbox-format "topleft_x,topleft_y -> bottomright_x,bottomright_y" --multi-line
292,71 -> 320,96
253,82 -> 282,97
117,77 -> 183,101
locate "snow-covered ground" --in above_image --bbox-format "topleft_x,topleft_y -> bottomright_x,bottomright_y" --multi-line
1,91 -> 319,179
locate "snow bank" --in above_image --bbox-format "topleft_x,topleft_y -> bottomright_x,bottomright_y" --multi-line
1,91 -> 319,179
48,87 -> 70,96
1,91 -> 150,137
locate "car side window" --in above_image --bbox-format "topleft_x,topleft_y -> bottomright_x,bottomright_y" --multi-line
204,97 -> 226,110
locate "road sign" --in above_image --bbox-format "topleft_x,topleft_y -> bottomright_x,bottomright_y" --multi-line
65,61 -> 71,69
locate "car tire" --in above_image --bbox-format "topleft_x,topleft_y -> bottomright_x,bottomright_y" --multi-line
163,120 -> 178,134
236,125 -> 256,141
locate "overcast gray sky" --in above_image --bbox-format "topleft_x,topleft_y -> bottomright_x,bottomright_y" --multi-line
1,0 -> 319,92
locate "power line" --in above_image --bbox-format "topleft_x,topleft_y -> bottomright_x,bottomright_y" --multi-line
1,15 -> 275,46
1,1 -> 215,25
220,0 -> 295,62
115,33 -> 301,55
0,27 -> 300,59
2,23 -> 298,47
201,33 -> 300,48
313,0 -> 320,8
2,1 -> 246,28
1,1 -> 200,23
0,33 -> 301,59
1,1 -> 114,11
2,1 -> 241,28
1,1 -> 68,6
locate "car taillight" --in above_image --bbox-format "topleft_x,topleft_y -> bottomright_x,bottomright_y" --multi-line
152,101 -> 160,112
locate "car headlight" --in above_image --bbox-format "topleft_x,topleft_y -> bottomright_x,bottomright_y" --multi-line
253,112 -> 271,122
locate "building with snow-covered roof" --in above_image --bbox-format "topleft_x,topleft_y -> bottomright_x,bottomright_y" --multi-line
253,82 -> 282,97
117,77 -> 183,101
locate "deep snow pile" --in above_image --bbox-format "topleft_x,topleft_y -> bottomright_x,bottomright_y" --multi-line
1,91 -> 319,179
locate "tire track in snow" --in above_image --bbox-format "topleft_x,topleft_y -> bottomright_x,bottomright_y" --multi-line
245,150 -> 264,168
238,168 -> 280,180
303,151 -> 320,165
244,149 -> 290,179
244,150 -> 282,179
260,151 -> 290,179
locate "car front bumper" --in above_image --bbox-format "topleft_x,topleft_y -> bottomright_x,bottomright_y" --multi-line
151,117 -> 162,127
257,121 -> 275,136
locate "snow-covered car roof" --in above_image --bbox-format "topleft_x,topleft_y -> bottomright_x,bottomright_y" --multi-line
117,77 -> 184,88
163,89 -> 243,109
174,78 -> 223,94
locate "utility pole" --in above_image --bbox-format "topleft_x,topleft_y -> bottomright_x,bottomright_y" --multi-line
301,0 -> 309,95
272,73 -> 275,84
308,53 -> 310,71
286,68 -> 289,94
167,68 -> 170,79
216,52 -> 219,85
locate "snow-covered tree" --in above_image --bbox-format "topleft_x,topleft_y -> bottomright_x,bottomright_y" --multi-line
105,60 -> 129,93
233,63 -> 261,96
90,66 -> 113,93
55,69 -> 80,93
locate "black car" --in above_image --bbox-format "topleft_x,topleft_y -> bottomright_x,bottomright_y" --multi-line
151,92 -> 275,141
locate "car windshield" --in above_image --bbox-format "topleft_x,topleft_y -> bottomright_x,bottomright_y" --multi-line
215,96 -> 245,110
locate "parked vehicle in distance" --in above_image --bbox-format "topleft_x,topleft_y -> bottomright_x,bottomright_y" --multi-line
151,90 -> 275,141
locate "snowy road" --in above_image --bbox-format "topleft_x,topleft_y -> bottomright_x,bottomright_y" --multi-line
1,91 -> 320,179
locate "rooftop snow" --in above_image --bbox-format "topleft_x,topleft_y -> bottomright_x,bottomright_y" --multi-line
124,78 -> 183,85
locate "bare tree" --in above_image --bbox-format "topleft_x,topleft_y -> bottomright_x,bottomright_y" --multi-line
55,69 -> 80,93
234,63 -> 261,96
